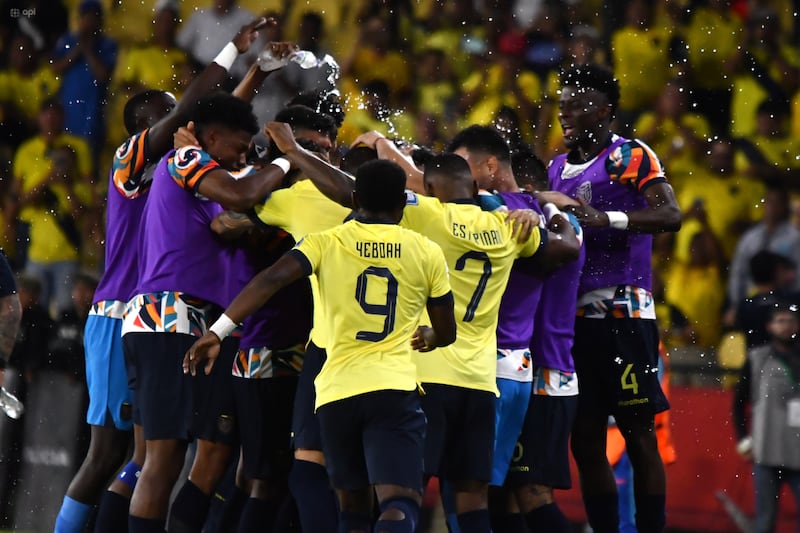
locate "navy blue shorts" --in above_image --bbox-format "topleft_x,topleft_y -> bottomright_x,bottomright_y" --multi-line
420,383 -> 495,483
572,318 -> 669,417
318,390 -> 425,492
123,332 -> 238,443
506,393 -> 578,489
290,341 -> 325,450
233,374 -> 297,481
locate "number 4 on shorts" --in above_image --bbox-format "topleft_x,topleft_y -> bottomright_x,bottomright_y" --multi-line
621,363 -> 639,395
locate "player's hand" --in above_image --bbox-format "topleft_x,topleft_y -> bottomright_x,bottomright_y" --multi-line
411,326 -> 437,352
567,197 -> 609,228
183,332 -> 221,376
257,41 -> 299,72
232,17 -> 270,53
506,209 -> 540,243
532,190 -> 579,209
264,121 -> 301,154
174,122 -> 199,149
350,131 -> 387,150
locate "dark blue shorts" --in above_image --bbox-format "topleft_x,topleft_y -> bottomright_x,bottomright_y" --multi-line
318,389 -> 425,492
420,383 -> 495,483
506,393 -> 578,489
233,373 -> 297,481
290,341 -> 325,450
572,317 -> 669,417
123,332 -> 238,443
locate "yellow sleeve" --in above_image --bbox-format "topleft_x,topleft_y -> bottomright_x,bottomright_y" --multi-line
254,187 -> 296,230
517,226 -> 542,258
69,136 -> 94,178
426,240 -> 451,300
400,193 -> 442,232
293,231 -> 327,274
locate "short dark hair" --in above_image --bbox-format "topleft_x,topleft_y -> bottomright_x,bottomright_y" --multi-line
341,146 -> 378,175
123,89 -> 174,136
447,125 -> 511,163
423,153 -> 473,183
192,91 -> 259,138
275,105 -> 337,141
750,250 -> 796,285
560,64 -> 620,117
512,150 -> 548,190
355,159 -> 406,213
285,91 -> 345,128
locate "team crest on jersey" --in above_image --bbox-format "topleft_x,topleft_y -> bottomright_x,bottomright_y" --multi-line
576,181 -> 592,204
405,191 -> 419,205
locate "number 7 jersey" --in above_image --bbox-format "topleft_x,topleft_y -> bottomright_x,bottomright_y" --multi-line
401,194 -> 544,394
291,219 -> 452,409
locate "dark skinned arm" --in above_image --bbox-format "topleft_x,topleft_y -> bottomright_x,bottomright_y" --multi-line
195,164 -> 291,212
184,252 -> 306,375
538,212 -> 581,269
210,210 -> 256,240
411,294 -> 457,352
265,121 -> 356,208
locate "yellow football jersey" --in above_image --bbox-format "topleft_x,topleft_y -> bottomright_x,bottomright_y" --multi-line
292,219 -> 451,408
400,194 -> 542,393
254,178 -> 352,348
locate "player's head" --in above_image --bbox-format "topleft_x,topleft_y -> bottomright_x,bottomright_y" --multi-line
273,105 -> 337,161
287,90 -> 345,128
767,301 -> 800,345
340,146 -> 378,176
447,125 -> 511,190
558,64 -> 619,150
193,91 -> 258,171
352,159 -> 407,221
38,97 -> 64,136
512,150 -> 549,192
423,153 -> 477,202
123,90 -> 177,135
749,250 -> 796,289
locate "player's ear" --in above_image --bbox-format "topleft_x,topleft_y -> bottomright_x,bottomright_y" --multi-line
486,155 -> 499,176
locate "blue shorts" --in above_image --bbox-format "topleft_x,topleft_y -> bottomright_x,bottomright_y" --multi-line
318,390 -> 426,492
85,315 -> 133,431
491,378 -> 532,486
421,383 -> 495,483
290,341 -> 326,450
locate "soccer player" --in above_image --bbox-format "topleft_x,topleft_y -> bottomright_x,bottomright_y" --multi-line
539,64 -> 681,533
53,18 -> 272,533
121,91 -> 299,533
185,159 -> 457,533
264,122 -> 580,532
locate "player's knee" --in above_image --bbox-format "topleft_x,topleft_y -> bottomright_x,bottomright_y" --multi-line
375,497 -> 420,533
515,484 -> 553,512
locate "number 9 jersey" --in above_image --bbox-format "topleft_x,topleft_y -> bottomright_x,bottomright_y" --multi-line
290,218 -> 452,410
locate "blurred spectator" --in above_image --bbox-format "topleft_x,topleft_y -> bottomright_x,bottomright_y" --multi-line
414,47 -> 456,130
492,105 -> 529,156
652,271 -> 694,352
9,98 -> 95,315
683,0 -> 744,134
0,30 -> 59,149
520,2 -> 567,79
45,273 -> 96,382
610,0 -> 674,134
673,137 -> 764,260
664,211 -> 726,351
730,251 -> 799,349
51,0 -> 117,154
729,7 -> 799,140
728,185 -> 800,308
8,275 -> 53,384
338,79 -> 415,145
113,1 -> 186,95
633,79 -> 711,189
735,99 -> 800,181
176,0 -> 258,81
732,303 -> 800,533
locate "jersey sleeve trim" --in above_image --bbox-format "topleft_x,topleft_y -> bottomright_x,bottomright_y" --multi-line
286,249 -> 313,277
427,291 -> 454,307
606,139 -> 665,191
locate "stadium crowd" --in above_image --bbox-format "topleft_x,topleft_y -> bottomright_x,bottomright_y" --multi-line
0,0 -> 799,532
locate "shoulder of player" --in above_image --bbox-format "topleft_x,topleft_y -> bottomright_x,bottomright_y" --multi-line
168,145 -> 217,172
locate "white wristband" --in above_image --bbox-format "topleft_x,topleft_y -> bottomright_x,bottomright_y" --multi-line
209,313 -> 237,340
270,157 -> 291,175
542,202 -> 561,222
606,211 -> 629,230
213,42 -> 238,71
736,436 -> 753,455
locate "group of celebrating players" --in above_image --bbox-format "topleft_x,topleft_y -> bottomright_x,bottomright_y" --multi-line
53,15 -> 681,533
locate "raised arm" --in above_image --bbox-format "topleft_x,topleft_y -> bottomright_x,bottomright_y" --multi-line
196,164 -> 291,212
266,121 -> 356,208
350,131 -> 425,193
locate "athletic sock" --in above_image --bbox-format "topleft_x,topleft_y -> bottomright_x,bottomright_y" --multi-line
525,502 -> 570,533
55,495 -> 93,533
167,480 -> 211,533
94,490 -> 130,533
634,494 -> 666,533
237,497 -> 278,533
583,493 -> 620,533
490,512 -> 526,533
129,515 -> 166,533
288,459 -> 338,533
457,509 -> 491,533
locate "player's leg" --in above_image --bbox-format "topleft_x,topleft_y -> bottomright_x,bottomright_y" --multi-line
570,317 -> 620,533
612,318 -> 668,533
752,464 -> 780,533
288,342 -> 338,532
94,423 -> 146,533
56,313 -> 133,533
786,469 -> 800,533
170,338 -> 239,533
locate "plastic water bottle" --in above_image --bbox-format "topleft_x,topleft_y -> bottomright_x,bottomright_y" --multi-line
257,49 -> 332,72
0,387 -> 23,419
